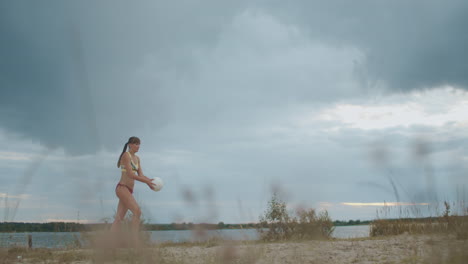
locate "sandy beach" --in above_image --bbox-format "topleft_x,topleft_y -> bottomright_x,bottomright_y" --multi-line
2,233 -> 466,263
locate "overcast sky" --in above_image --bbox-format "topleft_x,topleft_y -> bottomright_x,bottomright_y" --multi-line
1,0 -> 468,224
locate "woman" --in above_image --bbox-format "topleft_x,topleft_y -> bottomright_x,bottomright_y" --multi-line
110,136 -> 155,241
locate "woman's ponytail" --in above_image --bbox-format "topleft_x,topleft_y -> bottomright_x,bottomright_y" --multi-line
117,142 -> 128,168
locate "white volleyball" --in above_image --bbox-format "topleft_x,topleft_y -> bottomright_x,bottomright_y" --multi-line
151,177 -> 164,192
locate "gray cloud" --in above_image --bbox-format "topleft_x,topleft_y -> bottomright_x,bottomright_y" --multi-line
1,0 -> 468,157
1,2 -> 101,154
0,0 -> 250,154
262,0 -> 468,91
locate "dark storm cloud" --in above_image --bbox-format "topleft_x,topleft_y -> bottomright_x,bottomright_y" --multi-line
262,0 -> 468,91
0,1 -> 108,154
2,0 -> 467,155
0,0 -> 248,154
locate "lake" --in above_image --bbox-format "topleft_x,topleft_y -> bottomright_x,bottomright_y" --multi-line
0,225 -> 370,248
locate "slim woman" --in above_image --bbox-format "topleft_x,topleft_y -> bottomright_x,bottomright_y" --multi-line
110,136 -> 154,242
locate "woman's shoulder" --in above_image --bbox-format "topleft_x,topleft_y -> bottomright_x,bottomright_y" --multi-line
121,152 -> 130,161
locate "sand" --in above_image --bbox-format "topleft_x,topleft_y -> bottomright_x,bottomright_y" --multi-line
147,234 -> 465,264
3,233 -> 467,263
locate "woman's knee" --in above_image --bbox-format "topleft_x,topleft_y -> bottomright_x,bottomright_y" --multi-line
132,207 -> 142,218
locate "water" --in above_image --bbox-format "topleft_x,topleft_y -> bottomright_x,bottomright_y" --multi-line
150,228 -> 261,243
0,225 -> 370,248
333,225 -> 370,239
149,225 -> 370,243
0,232 -> 82,249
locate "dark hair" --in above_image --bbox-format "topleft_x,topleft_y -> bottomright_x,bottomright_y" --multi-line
117,136 -> 140,167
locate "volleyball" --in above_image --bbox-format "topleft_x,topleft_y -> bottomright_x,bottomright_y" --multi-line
151,177 -> 164,192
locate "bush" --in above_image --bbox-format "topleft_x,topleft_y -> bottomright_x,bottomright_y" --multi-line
258,193 -> 334,241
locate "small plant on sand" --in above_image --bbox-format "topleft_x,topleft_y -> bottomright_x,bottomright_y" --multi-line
258,193 -> 293,240
258,193 -> 334,241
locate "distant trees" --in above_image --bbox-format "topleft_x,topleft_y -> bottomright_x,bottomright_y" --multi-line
333,219 -> 370,226
0,222 -> 99,232
0,221 -> 262,232
0,217 -> 368,233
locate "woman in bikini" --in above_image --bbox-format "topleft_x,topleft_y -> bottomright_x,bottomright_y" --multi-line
110,136 -> 155,241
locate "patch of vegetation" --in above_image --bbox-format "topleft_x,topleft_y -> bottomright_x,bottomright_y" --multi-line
257,193 -> 334,241
370,201 -> 468,238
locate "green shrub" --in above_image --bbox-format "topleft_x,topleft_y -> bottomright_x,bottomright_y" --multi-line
258,193 -> 334,241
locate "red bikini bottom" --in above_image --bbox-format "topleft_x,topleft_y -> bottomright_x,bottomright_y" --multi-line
116,183 -> 133,194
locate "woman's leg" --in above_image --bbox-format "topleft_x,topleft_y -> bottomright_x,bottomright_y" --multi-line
114,186 -> 142,245
110,199 -> 127,232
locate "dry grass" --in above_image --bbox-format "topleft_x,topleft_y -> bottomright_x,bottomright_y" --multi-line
368,200 -> 468,264
370,215 -> 468,238
370,201 -> 468,238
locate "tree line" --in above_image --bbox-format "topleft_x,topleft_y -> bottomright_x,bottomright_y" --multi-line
0,222 -> 259,232
0,219 -> 372,232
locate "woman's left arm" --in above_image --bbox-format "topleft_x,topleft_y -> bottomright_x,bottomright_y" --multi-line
136,156 -> 145,177
137,156 -> 155,189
